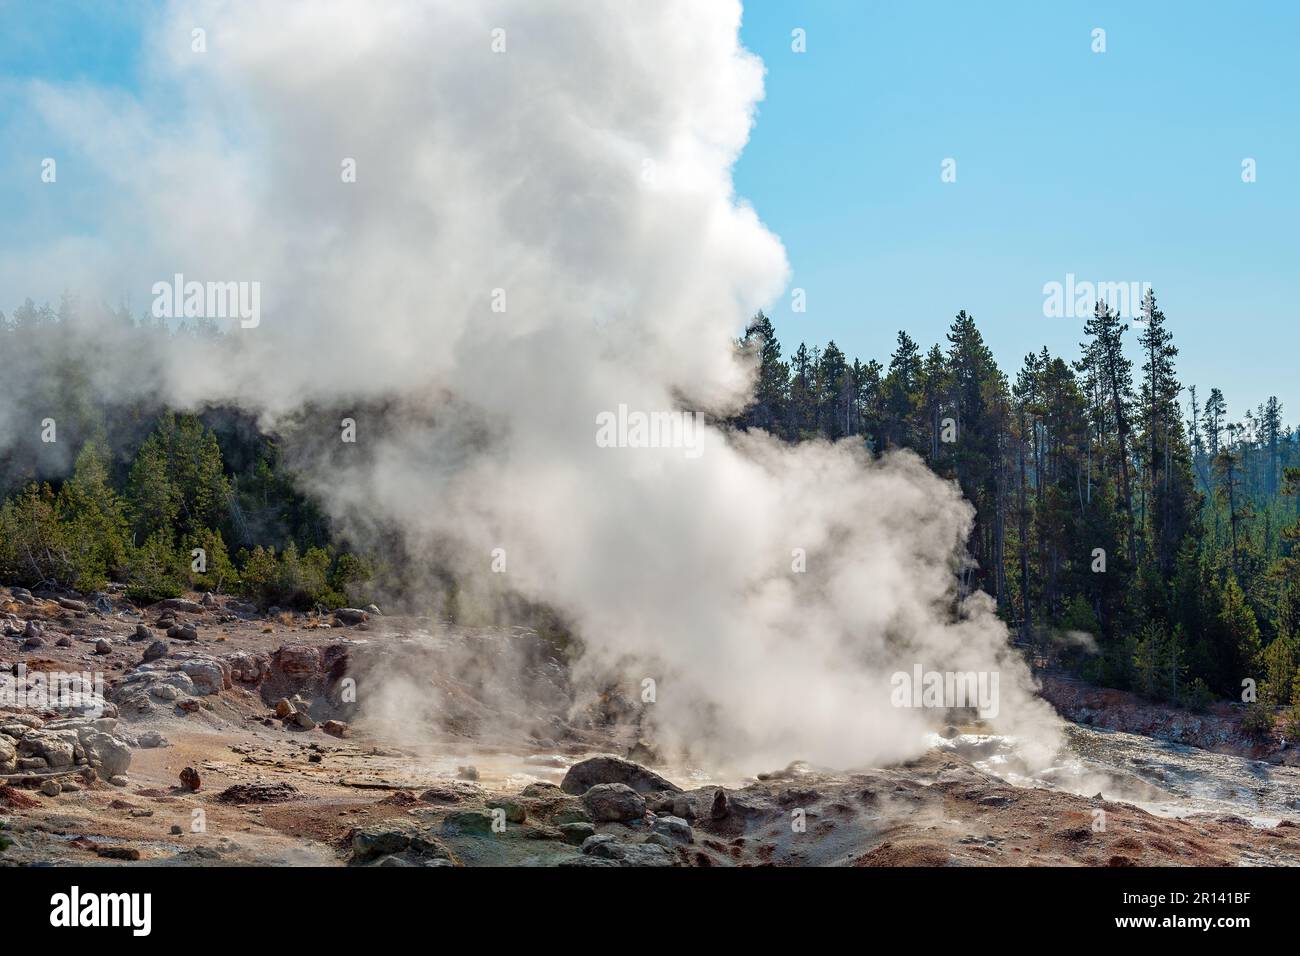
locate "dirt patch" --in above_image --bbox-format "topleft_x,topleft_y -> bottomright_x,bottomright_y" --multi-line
0,785 -> 40,809
217,781 -> 300,804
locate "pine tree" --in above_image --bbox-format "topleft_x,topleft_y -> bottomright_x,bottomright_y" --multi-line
1080,300 -> 1137,568
884,331 -> 922,450
126,433 -> 181,542
58,439 -> 131,589
738,311 -> 788,432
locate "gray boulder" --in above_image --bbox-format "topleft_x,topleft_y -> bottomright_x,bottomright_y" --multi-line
580,834 -> 674,867
83,731 -> 132,777
16,730 -> 78,769
581,783 -> 647,822
560,755 -> 681,795
650,815 -> 694,843
156,598 -> 204,613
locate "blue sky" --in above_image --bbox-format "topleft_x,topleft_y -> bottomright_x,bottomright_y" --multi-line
2,1 -> 1296,423
736,1 -> 1300,425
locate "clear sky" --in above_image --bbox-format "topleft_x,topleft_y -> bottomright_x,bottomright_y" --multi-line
2,1 -> 1296,424
735,1 -> 1300,427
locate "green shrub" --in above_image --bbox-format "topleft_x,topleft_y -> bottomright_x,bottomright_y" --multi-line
0,484 -> 77,588
183,527 -> 238,593
124,530 -> 186,604
1241,700 -> 1276,739
236,542 -> 357,610
1181,677 -> 1215,713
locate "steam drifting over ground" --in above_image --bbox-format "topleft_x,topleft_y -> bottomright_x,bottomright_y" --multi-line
3,0 -> 1062,773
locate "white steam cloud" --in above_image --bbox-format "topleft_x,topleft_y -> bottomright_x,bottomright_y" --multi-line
4,0 -> 1061,773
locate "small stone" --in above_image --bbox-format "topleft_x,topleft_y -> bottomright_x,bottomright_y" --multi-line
457,765 -> 480,782
552,805 -> 592,825
55,636 -> 73,648
94,846 -> 140,861
143,640 -> 168,662
321,719 -> 349,738
94,638 -> 112,655
166,624 -> 198,642
487,799 -> 527,824
109,774 -> 129,787
650,815 -> 694,843
170,824 -> 183,835
644,832 -> 676,850
559,822 -> 595,845
274,698 -> 295,718
292,711 -> 316,730
41,779 -> 62,796
132,624 -> 153,642
441,810 -> 496,835
710,789 -> 729,820
179,767 -> 201,791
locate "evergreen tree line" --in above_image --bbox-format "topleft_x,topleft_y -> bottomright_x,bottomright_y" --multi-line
5,291 -> 1300,729
0,296 -> 368,610
735,291 -> 1300,728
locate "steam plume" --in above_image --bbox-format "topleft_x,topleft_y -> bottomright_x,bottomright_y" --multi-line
2,0 -> 1062,773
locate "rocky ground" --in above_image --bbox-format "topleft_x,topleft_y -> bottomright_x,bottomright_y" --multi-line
1041,673 -> 1297,764
3,584 -> 1300,867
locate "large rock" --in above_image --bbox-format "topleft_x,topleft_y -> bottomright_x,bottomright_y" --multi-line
321,719 -> 350,738
0,736 -> 16,774
332,608 -> 369,626
16,730 -> 78,769
83,731 -> 132,777
111,668 -> 196,716
351,824 -> 455,865
441,810 -> 497,835
560,755 -> 681,796
650,815 -> 694,844
581,783 -> 647,822
559,822 -> 595,844
351,824 -> 413,862
580,834 -> 674,867
177,657 -> 229,694
156,598 -> 204,613
272,645 -> 321,680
